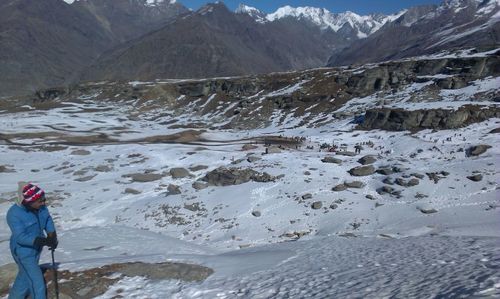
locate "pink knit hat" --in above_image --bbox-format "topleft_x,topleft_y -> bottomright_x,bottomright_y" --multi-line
21,183 -> 45,204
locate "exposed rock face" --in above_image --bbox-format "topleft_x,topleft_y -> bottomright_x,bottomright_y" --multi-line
359,106 -> 500,131
202,167 -> 275,186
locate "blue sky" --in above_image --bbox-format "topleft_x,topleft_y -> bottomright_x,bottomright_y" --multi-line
177,0 -> 443,15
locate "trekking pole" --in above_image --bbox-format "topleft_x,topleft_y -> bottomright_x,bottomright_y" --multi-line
51,249 -> 60,299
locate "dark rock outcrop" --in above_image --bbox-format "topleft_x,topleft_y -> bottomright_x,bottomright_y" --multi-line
357,155 -> 377,165
202,167 -> 275,186
322,156 -> 343,164
332,184 -> 347,191
359,106 -> 500,131
344,181 -> 365,188
466,145 -> 492,157
348,165 -> 375,176
467,174 -> 483,182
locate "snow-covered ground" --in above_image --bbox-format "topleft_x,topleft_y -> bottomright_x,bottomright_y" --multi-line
1,70 -> 499,297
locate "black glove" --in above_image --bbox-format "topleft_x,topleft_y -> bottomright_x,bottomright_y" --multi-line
47,234 -> 58,250
33,237 -> 48,248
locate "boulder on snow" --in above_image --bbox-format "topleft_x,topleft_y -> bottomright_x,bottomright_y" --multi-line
377,186 -> 395,195
466,145 -> 492,157
332,184 -> 347,191
377,168 -> 394,175
242,144 -> 258,151
336,151 -> 357,157
311,201 -> 323,209
395,178 -> 407,187
489,128 -> 500,134
192,181 -> 209,190
70,149 -> 91,155
247,156 -> 262,163
321,156 -> 342,164
418,206 -> 438,214
411,173 -> 425,179
124,188 -> 141,195
167,184 -> 181,195
302,193 -> 313,200
467,174 -> 483,182
124,172 -> 163,182
189,165 -> 208,172
357,155 -> 377,165
252,210 -> 261,217
202,167 -> 275,186
348,165 -> 375,176
344,181 -> 365,188
382,177 -> 394,185
407,178 -> 420,186
170,167 -> 191,178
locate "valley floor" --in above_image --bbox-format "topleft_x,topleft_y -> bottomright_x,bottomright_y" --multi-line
0,81 -> 499,297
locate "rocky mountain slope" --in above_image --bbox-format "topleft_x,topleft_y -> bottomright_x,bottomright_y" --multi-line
327,0 -> 500,66
0,0 -> 187,98
80,2 -> 341,82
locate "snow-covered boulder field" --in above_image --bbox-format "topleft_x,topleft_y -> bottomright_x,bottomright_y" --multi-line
1,49 -> 499,298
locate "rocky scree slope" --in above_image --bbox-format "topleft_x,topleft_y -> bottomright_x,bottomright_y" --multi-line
13,49 -> 499,131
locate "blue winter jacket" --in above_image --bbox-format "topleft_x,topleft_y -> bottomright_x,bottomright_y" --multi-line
7,204 -> 56,259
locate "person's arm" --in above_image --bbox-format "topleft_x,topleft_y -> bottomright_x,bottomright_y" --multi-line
7,210 -> 37,247
43,207 -> 58,249
44,211 -> 56,234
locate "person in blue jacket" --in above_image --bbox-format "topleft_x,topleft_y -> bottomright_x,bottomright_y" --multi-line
7,182 -> 58,299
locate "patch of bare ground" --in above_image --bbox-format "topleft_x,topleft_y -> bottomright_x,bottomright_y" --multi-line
0,261 -> 213,298
1,130 -> 207,148
137,129 -> 205,143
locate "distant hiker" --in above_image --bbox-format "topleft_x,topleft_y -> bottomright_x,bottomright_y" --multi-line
7,182 -> 58,299
354,144 -> 363,154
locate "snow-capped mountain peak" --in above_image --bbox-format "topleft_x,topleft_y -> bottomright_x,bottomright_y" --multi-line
238,4 -> 401,39
266,6 -> 334,29
235,4 -> 267,23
